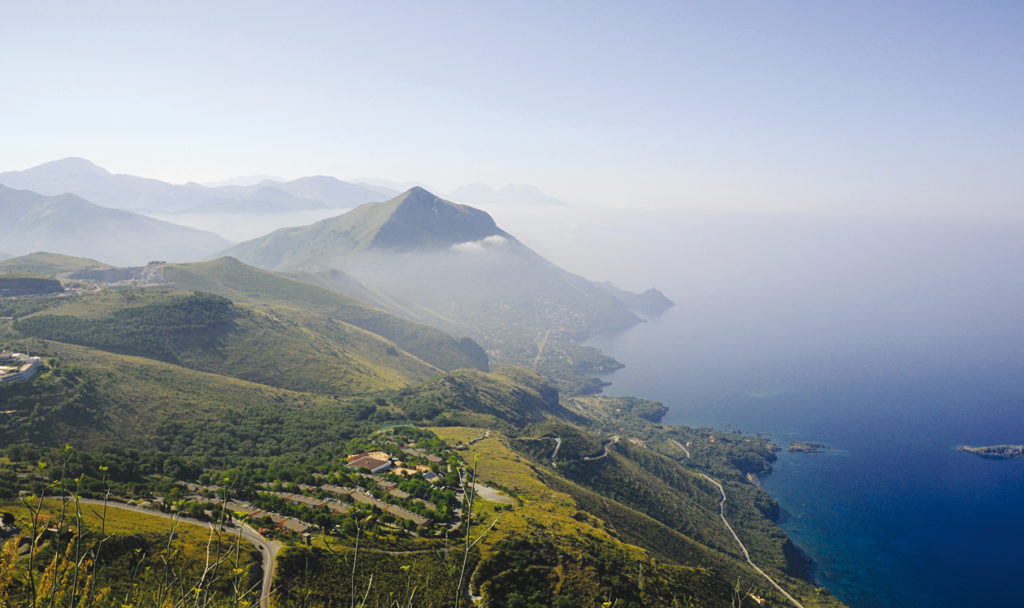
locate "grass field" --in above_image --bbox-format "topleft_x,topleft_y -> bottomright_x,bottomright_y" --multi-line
429,427 -> 635,555
1,497 -> 262,607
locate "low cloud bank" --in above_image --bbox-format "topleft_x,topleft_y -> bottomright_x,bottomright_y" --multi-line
450,234 -> 509,253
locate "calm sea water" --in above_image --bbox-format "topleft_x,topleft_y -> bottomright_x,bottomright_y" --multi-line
586,216 -> 1024,608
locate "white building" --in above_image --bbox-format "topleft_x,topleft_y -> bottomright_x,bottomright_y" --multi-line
0,352 -> 42,383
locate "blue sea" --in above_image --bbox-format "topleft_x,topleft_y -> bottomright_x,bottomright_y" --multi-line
585,215 -> 1024,608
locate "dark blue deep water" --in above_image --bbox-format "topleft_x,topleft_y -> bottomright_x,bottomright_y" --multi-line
586,216 -> 1024,608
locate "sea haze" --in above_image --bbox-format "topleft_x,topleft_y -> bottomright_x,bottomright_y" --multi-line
579,212 -> 1024,608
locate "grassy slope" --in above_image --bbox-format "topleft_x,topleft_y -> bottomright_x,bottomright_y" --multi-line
402,370 -> 823,591
0,251 -> 113,275
429,427 -> 736,607
1,497 -> 261,606
162,257 -> 488,372
389,366 -> 583,429
0,338 -> 378,460
437,421 -> 842,607
7,288 -> 440,395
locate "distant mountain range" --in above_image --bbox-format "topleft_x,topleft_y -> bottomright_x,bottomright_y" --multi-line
1,159 -> 571,214
0,185 -> 229,265
0,158 -> 386,214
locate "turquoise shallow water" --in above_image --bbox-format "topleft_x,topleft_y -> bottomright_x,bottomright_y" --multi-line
584,217 -> 1024,608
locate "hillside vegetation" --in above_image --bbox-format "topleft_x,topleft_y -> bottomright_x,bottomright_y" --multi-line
0,251 -> 113,275
161,257 -> 489,372
8,289 -> 443,395
0,279 -> 841,607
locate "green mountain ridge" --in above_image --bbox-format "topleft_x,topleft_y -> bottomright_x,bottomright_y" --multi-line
159,257 -> 490,372
7,289 -> 442,395
218,186 -> 512,269
220,188 -> 642,389
0,253 -> 490,374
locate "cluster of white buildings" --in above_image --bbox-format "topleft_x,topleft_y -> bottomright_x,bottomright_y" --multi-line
0,352 -> 41,384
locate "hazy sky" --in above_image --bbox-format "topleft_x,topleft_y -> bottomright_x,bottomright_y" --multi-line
2,2 -> 1022,218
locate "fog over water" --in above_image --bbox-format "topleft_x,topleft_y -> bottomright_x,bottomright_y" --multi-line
497,206 -> 1023,608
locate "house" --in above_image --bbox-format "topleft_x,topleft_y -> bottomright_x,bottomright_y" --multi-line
325,500 -> 349,514
279,518 -> 312,535
346,452 -> 392,474
287,494 -> 327,509
383,505 -> 428,526
225,501 -> 262,517
320,484 -> 354,497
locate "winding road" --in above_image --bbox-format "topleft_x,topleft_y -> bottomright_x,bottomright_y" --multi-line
532,328 -> 553,370
78,498 -> 280,608
696,475 -> 804,608
668,438 -> 691,459
548,436 -> 562,468
582,435 -> 619,461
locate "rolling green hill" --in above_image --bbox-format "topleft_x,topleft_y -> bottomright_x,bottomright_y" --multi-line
0,252 -> 113,275
388,366 -> 584,429
160,257 -> 489,372
7,289 -> 441,395
0,339 -> 380,464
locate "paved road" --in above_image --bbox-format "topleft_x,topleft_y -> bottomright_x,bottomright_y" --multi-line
467,429 -> 490,445
549,437 -> 562,467
668,438 -> 691,459
77,498 -> 280,608
696,475 -> 805,608
532,328 -> 553,370
583,435 -> 619,461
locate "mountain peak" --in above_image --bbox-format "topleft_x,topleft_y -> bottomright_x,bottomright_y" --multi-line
394,186 -> 442,208
405,185 -> 432,197
38,157 -> 110,176
372,188 -> 506,251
